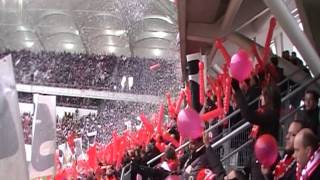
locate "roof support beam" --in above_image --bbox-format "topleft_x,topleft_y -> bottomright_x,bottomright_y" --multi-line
177,0 -> 187,82
221,0 -> 244,31
207,0 -> 243,67
263,0 -> 320,75
187,23 -> 220,43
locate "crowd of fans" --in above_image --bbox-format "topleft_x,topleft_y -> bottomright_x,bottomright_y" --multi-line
21,113 -> 33,145
56,100 -> 157,147
18,92 -> 101,109
282,50 -> 310,74
1,49 -> 180,96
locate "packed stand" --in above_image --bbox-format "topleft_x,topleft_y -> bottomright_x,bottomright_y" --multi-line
21,112 -> 33,144
56,100 -> 158,147
1,49 -> 179,96
18,92 -> 101,109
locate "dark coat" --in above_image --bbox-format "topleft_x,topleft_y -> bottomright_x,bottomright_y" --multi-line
296,107 -> 320,136
234,89 -> 280,141
182,146 -> 226,180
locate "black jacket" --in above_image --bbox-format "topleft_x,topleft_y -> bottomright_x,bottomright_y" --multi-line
182,146 -> 226,180
296,107 -> 320,136
234,89 -> 280,141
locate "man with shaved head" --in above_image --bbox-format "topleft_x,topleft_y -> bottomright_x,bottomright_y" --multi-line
293,128 -> 320,180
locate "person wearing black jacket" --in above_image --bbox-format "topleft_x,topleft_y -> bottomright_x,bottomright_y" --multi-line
295,90 -> 320,136
231,78 -> 281,140
182,134 -> 226,180
231,79 -> 281,180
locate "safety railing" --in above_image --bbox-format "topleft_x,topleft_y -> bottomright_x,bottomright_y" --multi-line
147,72 -> 320,166
219,104 -> 303,169
216,74 -> 320,169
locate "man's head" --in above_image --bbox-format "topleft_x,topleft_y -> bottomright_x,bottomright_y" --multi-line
285,120 -> 304,153
282,50 -> 290,59
293,128 -> 319,168
304,90 -> 319,111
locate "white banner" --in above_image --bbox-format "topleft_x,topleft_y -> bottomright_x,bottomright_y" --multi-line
74,138 -> 83,158
0,55 -> 29,180
29,94 -> 56,179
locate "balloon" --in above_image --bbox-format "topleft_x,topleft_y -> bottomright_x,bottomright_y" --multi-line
230,50 -> 253,81
254,134 -> 278,167
262,17 -> 277,63
215,39 -> 231,65
150,63 -> 161,70
177,108 -> 203,139
200,108 -> 223,122
175,90 -> 185,114
199,61 -> 205,105
155,142 -> 165,152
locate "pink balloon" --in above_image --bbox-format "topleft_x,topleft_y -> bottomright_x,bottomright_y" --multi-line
177,108 -> 203,139
230,50 -> 253,81
254,134 -> 278,167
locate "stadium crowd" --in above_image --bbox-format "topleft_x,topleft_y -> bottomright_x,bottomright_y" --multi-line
18,92 -> 101,109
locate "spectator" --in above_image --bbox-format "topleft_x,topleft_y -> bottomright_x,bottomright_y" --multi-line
293,128 -> 320,180
291,52 -> 303,67
231,79 -> 281,140
282,50 -> 290,61
182,133 -> 226,180
231,79 -> 281,180
295,89 -> 320,136
261,120 -> 305,180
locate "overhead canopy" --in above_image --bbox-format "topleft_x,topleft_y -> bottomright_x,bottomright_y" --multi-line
0,0 -> 179,59
176,0 -> 320,81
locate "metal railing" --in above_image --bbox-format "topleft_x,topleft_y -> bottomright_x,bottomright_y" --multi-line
220,104 -> 303,167
221,139 -> 254,162
147,73 -> 320,166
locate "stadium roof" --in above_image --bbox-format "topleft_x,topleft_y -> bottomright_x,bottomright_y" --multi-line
0,0 -> 179,59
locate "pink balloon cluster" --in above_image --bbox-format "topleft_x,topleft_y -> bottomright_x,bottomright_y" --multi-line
230,50 -> 253,81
